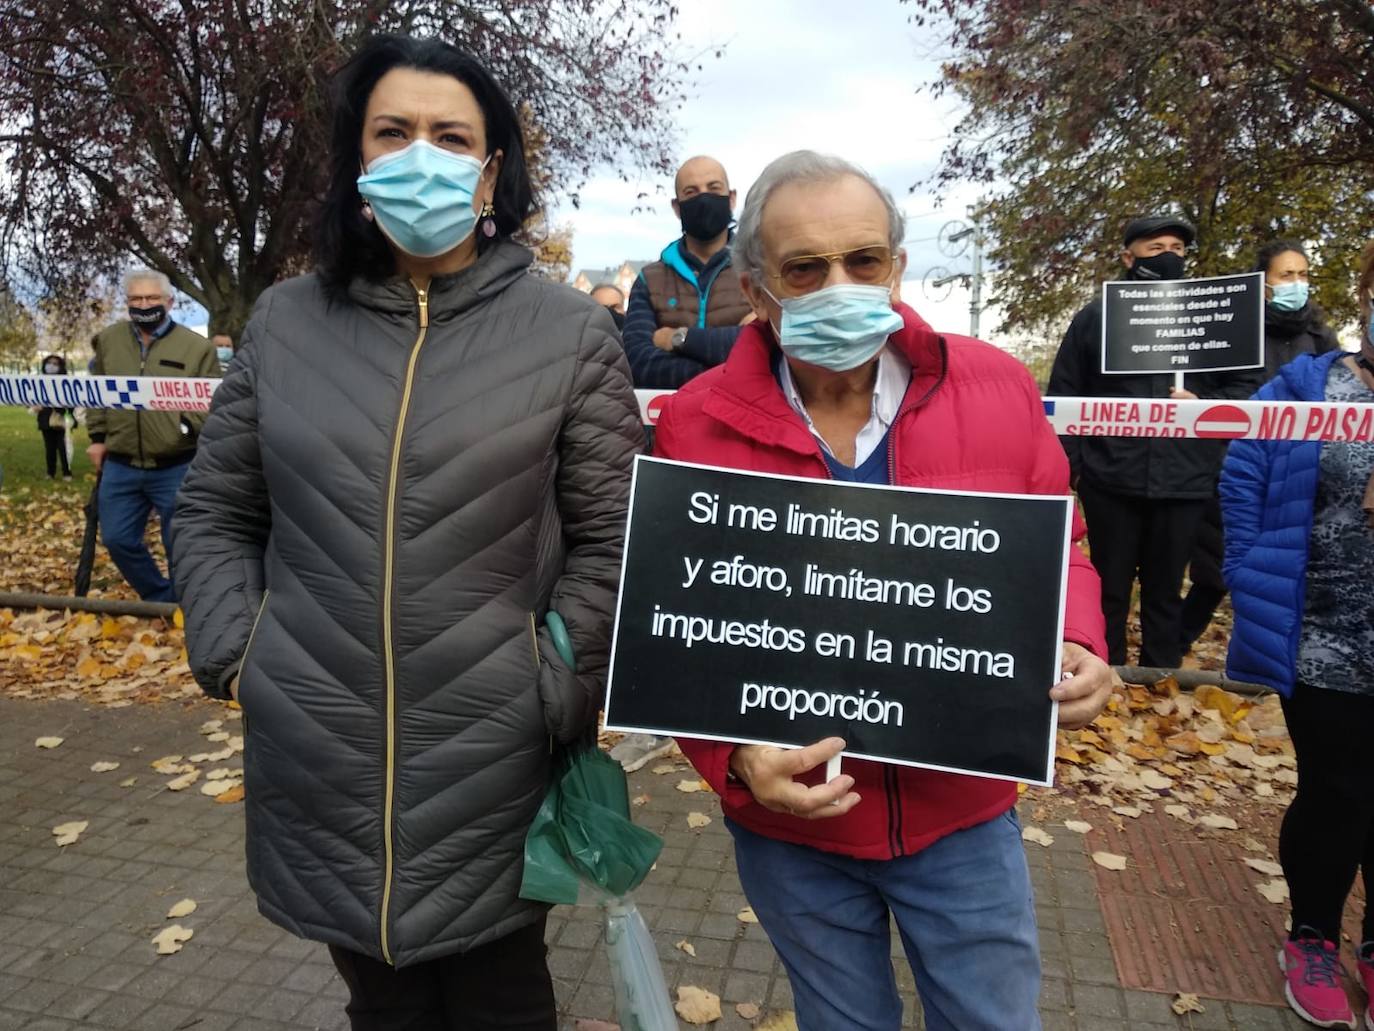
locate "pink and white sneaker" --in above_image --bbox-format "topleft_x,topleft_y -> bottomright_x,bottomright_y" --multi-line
1279,932 -> 1356,1029
1357,942 -> 1373,1030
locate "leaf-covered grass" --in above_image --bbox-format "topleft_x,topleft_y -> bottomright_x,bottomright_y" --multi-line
0,405 -> 95,494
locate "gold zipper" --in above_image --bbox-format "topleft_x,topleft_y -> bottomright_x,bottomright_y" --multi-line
528,613 -> 554,757
379,282 -> 429,965
237,589 -> 271,697
527,612 -> 541,668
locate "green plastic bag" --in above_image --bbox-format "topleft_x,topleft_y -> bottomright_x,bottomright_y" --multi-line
520,742 -> 663,904
520,612 -> 662,904
523,614 -> 675,1029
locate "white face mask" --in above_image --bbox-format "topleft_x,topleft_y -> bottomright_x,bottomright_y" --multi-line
43,364 -> 61,375
357,142 -> 492,258
762,284 -> 903,371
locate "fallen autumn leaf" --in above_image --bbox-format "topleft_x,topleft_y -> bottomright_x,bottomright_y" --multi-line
166,771 -> 199,791
52,820 -> 88,846
674,985 -> 722,1025
1199,814 -> 1239,831
152,924 -> 193,955
1171,992 -> 1205,1015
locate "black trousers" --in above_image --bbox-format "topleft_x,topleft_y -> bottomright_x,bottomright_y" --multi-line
1179,494 -> 1227,651
328,915 -> 557,1031
1280,684 -> 1374,945
1077,480 -> 1206,668
41,427 -> 70,477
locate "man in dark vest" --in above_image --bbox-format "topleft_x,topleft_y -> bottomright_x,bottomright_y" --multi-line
621,155 -> 754,389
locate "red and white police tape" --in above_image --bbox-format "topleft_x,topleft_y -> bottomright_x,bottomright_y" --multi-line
5,374 -> 1374,443
636,390 -> 1374,443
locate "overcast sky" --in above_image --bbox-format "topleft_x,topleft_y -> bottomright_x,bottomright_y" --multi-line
545,0 -> 991,340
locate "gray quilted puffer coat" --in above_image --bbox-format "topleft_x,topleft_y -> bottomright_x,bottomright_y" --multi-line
172,242 -> 641,967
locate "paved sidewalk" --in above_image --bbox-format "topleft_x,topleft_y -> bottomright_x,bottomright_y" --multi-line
0,696 -> 1312,1030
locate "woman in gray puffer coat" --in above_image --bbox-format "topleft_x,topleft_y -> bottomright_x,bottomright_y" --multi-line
172,35 -> 641,1030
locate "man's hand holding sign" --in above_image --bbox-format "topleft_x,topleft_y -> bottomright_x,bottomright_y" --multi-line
725,642 -> 1112,821
1055,642 -> 1115,731
728,737 -> 860,821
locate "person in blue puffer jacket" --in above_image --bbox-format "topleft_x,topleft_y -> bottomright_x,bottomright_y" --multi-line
1220,243 -> 1374,1030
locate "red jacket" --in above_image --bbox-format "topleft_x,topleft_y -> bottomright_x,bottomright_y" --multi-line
653,304 -> 1107,860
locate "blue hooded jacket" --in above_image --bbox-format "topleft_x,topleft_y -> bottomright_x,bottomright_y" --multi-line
1220,349 -> 1349,695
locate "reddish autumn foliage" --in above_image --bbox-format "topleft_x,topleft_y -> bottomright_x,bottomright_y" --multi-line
0,1 -> 690,336
903,0 -> 1374,332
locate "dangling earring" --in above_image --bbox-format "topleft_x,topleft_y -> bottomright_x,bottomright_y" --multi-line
480,201 -> 497,239
361,200 -> 375,223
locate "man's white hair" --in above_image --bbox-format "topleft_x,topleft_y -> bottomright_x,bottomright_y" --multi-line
734,150 -> 906,279
124,267 -> 172,297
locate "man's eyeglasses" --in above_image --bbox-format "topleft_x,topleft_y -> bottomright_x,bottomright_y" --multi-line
768,245 -> 893,294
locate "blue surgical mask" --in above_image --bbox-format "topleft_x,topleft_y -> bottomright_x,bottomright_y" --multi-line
1269,281 -> 1308,312
357,141 -> 490,258
216,346 -> 234,365
764,284 -> 903,371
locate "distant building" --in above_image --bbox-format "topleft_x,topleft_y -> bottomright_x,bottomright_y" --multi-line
571,261 -> 649,298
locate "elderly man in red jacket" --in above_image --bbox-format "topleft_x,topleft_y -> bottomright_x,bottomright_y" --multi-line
653,150 -> 1112,1031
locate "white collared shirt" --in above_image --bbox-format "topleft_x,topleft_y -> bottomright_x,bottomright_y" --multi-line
777,346 -> 913,466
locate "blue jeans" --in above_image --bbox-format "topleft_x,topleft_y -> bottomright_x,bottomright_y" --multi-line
98,459 -> 189,602
727,808 -> 1041,1031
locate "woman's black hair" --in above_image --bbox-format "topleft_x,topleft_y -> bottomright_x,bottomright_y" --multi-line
1253,239 -> 1308,274
315,34 -> 537,297
40,354 -> 67,373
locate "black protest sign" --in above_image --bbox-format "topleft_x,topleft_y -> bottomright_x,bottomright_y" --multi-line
604,457 -> 1074,785
1100,271 -> 1265,375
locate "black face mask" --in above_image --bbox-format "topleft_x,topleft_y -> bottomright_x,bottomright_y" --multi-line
604,306 -> 625,331
1128,251 -> 1186,282
678,192 -> 733,242
128,304 -> 167,326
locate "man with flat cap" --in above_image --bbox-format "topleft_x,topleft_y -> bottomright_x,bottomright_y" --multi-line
620,154 -> 754,391
1048,214 -> 1261,670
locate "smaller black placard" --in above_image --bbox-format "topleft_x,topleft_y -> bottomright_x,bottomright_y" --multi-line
1101,271 -> 1265,375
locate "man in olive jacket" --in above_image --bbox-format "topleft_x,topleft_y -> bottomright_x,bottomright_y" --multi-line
87,268 -> 221,601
